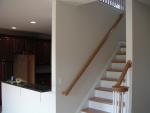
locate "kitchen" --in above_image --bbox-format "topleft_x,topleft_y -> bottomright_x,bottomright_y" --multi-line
0,0 -> 53,113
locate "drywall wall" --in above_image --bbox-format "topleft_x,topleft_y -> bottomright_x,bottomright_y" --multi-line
132,1 -> 150,113
56,1 -> 125,113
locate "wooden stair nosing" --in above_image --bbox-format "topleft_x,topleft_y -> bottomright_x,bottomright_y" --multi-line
101,77 -> 118,81
95,87 -> 113,92
89,97 -> 112,105
116,52 -> 126,55
112,60 -> 126,63
107,68 -> 123,72
120,45 -> 126,48
81,108 -> 109,113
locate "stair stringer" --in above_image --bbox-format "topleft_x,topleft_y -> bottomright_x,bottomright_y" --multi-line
75,44 -> 120,113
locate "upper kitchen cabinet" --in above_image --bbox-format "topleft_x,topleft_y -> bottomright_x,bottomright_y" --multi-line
0,36 -> 51,65
35,40 -> 51,65
24,39 -> 36,54
12,38 -> 36,55
12,37 -> 25,55
0,37 -> 14,61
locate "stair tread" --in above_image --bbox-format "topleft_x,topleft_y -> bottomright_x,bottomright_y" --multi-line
112,60 -> 126,63
107,68 -> 123,72
101,77 -> 118,81
116,52 -> 126,55
95,87 -> 112,92
89,97 -> 112,105
81,108 -> 109,113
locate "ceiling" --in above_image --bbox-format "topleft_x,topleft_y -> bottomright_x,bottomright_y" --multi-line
59,0 -> 96,6
1,0 -> 148,35
60,0 -> 150,7
0,0 -> 52,35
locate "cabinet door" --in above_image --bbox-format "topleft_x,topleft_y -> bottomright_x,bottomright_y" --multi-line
42,40 -> 51,64
0,37 -> 14,60
35,40 -> 51,65
24,39 -> 35,54
13,38 -> 25,54
35,40 -> 43,64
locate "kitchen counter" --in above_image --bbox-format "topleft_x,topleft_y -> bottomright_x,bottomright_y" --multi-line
1,82 -> 55,113
3,81 -> 51,92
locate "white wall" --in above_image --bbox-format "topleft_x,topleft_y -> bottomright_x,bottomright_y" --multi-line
132,1 -> 150,113
56,1 -> 125,113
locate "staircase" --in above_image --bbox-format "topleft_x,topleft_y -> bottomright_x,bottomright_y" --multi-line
81,44 -> 126,113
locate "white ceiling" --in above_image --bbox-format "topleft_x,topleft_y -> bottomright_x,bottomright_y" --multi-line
59,0 -> 96,6
0,0 -> 52,35
61,0 -> 150,7
1,0 -> 148,35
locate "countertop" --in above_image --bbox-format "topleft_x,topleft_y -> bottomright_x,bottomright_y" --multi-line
3,81 -> 51,92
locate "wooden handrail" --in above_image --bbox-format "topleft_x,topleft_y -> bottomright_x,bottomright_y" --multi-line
113,60 -> 132,92
62,14 -> 124,96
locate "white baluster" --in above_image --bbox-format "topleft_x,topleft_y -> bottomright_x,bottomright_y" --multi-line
120,0 -> 123,9
114,91 -> 116,113
108,0 -> 110,5
117,92 -> 119,113
115,0 -> 117,7
117,0 -> 119,7
125,92 -> 128,113
115,92 -> 117,113
118,0 -> 120,9
110,0 -> 112,5
112,0 -> 114,6
121,92 -> 124,113
113,91 -> 115,113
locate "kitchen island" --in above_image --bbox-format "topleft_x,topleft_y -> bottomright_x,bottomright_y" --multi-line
1,82 -> 55,113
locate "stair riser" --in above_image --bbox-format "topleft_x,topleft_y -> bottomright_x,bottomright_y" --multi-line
115,55 -> 126,61
106,71 -> 121,79
81,111 -> 89,113
111,63 -> 125,70
89,101 -> 112,112
100,80 -> 117,88
95,90 -> 112,100
81,112 -> 87,113
120,48 -> 126,53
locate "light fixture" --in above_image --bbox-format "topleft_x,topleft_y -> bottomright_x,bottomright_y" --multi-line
30,21 -> 37,24
11,26 -> 17,30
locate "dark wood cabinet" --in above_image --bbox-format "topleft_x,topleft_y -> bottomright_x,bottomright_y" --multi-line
35,40 -> 51,65
24,39 -> 36,54
0,36 -> 51,105
0,36 -> 51,80
0,38 -> 13,60
12,38 -> 25,54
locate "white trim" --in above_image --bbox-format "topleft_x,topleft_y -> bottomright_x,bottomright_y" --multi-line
51,0 -> 56,113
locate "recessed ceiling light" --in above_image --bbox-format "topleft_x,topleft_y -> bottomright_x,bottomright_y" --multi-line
30,21 -> 37,24
11,26 -> 17,30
